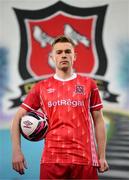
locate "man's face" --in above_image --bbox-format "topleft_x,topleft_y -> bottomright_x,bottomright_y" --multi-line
51,42 -> 76,71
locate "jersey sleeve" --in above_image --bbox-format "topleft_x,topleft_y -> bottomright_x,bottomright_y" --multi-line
90,79 -> 103,111
21,82 -> 40,112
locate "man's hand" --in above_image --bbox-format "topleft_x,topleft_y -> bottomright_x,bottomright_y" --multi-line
98,158 -> 109,173
12,150 -> 27,175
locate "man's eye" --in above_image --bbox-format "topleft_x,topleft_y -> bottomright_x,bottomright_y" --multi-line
65,49 -> 71,54
56,49 -> 72,54
56,50 -> 62,54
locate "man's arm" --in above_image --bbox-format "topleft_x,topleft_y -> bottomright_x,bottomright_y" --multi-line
91,110 -> 109,173
10,107 -> 28,175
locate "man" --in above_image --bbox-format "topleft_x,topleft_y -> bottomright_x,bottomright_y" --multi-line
11,35 -> 109,179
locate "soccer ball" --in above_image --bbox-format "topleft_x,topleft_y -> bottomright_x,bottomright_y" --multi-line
20,111 -> 48,141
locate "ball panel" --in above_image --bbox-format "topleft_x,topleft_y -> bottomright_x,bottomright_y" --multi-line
20,115 -> 39,136
29,121 -> 48,141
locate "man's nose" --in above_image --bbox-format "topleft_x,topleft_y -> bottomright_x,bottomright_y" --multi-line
62,51 -> 67,58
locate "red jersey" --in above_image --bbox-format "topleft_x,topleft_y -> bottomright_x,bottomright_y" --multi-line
21,74 -> 103,166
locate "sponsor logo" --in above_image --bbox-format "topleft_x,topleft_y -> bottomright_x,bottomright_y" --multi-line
48,99 -> 84,108
47,88 -> 56,93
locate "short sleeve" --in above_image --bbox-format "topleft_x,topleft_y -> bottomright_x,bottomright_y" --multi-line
90,79 -> 103,111
21,82 -> 40,111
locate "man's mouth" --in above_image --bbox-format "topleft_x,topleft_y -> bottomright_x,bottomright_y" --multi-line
60,61 -> 68,64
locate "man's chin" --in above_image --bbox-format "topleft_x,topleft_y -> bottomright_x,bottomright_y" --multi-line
60,66 -> 69,72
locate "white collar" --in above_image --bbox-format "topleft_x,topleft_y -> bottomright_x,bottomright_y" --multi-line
54,73 -> 77,82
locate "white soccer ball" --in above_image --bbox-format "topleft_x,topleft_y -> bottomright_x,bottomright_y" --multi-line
20,111 -> 48,141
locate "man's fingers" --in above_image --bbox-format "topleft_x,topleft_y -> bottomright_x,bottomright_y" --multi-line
98,163 -> 109,173
24,160 -> 28,169
12,151 -> 27,175
12,162 -> 25,175
19,162 -> 26,175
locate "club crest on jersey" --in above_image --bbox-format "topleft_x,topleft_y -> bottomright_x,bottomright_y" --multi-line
75,85 -> 85,95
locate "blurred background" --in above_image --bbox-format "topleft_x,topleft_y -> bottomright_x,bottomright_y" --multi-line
0,0 -> 129,179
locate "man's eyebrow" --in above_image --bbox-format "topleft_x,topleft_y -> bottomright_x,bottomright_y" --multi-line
56,49 -> 72,52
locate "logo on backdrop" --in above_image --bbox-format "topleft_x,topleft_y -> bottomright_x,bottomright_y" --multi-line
11,2 -> 118,108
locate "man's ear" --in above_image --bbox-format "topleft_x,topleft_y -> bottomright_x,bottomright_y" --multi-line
73,52 -> 77,62
49,52 -> 55,62
48,52 -> 56,69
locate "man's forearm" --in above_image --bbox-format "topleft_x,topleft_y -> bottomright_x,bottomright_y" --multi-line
95,119 -> 107,159
11,107 -> 27,152
11,118 -> 21,152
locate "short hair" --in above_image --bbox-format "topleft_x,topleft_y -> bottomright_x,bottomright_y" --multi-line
52,35 -> 75,47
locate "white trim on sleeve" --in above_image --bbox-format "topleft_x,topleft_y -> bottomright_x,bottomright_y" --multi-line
22,103 -> 35,111
90,103 -> 103,109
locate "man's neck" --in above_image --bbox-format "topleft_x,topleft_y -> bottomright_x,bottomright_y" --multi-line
54,73 -> 77,82
55,70 -> 73,80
